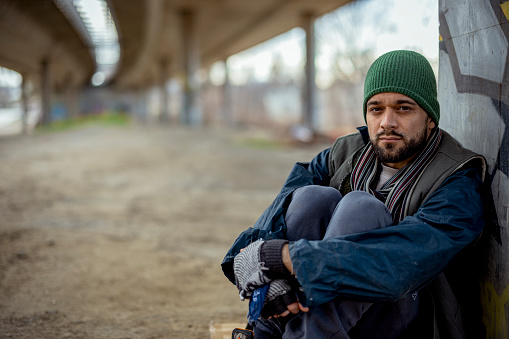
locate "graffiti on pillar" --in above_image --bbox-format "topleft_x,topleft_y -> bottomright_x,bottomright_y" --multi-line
439,0 -> 509,187
439,1 -> 509,338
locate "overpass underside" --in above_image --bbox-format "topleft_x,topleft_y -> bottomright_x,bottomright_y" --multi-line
0,0 -> 353,131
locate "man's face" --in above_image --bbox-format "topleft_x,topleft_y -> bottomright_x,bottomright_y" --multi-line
366,92 -> 436,169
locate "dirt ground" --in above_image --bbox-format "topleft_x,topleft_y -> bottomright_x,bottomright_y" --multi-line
0,123 -> 329,338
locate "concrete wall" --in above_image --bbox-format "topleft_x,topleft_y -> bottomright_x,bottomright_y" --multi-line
438,1 -> 509,338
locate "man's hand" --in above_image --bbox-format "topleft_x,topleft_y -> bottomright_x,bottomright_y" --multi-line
271,301 -> 309,318
262,245 -> 308,318
261,279 -> 309,319
234,239 -> 273,300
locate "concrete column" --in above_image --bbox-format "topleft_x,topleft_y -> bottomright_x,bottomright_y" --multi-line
137,87 -> 147,123
40,58 -> 51,125
222,60 -> 233,126
65,78 -> 78,120
302,12 -> 316,133
21,74 -> 29,134
160,59 -> 170,123
180,9 -> 201,126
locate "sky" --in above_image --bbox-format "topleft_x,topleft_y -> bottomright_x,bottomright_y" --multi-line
373,0 -> 438,58
0,67 -> 22,88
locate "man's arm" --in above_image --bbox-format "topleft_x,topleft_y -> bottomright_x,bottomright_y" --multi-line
306,148 -> 330,185
222,148 -> 331,283
264,243 -> 308,318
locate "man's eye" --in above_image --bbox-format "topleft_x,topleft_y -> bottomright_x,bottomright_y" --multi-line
399,106 -> 411,111
369,107 -> 382,112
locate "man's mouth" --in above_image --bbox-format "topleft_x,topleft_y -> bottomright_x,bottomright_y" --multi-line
379,136 -> 401,142
377,132 -> 403,144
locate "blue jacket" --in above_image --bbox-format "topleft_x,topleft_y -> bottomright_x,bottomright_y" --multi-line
221,130 -> 485,309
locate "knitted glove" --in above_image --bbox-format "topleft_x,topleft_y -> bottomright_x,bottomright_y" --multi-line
234,239 -> 291,300
234,239 -> 273,300
260,279 -> 298,319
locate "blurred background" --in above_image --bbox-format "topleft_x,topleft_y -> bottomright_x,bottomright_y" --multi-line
0,0 -> 438,139
3,1 -> 508,338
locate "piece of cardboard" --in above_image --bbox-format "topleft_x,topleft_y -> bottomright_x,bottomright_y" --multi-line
209,322 -> 248,339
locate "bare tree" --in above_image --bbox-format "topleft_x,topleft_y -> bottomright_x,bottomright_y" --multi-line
315,0 -> 397,82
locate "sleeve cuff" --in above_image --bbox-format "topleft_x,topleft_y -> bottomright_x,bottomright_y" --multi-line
260,239 -> 290,278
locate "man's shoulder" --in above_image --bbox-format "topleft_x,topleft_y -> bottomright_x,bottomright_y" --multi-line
439,130 -> 483,159
437,129 -> 486,178
330,128 -> 367,154
328,128 -> 368,179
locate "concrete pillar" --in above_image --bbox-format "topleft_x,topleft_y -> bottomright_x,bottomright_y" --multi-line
21,74 -> 28,134
438,0 -> 509,337
222,60 -> 233,126
302,12 -> 316,133
180,9 -> 201,126
137,87 -> 147,123
40,58 -> 51,125
65,78 -> 78,120
160,59 -> 170,123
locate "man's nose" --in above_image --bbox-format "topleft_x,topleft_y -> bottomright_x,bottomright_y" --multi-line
380,109 -> 398,130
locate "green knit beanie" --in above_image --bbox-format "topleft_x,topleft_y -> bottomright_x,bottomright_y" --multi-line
363,50 -> 440,127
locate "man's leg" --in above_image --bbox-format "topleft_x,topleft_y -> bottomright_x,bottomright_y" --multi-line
286,187 -> 393,240
254,186 -> 343,338
319,193 -> 419,337
283,190 -> 395,338
255,187 -> 395,338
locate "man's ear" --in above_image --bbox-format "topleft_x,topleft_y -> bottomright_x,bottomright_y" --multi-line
428,118 -> 436,131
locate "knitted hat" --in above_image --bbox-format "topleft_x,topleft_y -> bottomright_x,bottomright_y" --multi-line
363,50 -> 440,127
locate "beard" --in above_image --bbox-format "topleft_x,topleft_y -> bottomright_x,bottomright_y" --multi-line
371,125 -> 429,165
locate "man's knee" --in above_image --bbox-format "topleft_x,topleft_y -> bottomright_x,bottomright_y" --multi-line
286,186 -> 342,241
325,191 -> 393,237
291,186 -> 342,210
340,191 -> 389,216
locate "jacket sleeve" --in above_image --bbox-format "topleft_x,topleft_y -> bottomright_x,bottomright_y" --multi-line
221,148 -> 331,284
289,166 -> 485,306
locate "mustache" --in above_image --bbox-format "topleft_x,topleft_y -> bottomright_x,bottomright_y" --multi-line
375,130 -> 404,138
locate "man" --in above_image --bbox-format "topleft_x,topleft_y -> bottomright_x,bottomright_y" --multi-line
222,50 -> 487,338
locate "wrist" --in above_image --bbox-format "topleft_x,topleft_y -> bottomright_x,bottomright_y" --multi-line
281,243 -> 293,275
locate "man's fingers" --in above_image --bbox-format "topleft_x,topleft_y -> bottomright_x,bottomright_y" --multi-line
275,302 -> 304,317
260,284 -> 309,319
279,310 -> 290,317
286,302 -> 300,314
298,303 -> 310,313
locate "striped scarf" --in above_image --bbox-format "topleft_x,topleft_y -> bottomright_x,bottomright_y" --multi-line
351,129 -> 442,222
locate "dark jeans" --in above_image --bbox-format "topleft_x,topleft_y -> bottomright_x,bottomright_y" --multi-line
254,186 -> 419,339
